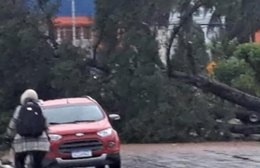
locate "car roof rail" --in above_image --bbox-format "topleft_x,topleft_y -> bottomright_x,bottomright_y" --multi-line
83,95 -> 97,102
38,99 -> 44,105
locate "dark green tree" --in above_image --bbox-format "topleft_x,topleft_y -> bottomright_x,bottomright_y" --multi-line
0,1 -> 55,109
93,0 -> 234,142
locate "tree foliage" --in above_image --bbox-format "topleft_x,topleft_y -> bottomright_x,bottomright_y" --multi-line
0,1 -> 55,109
2,0 -> 260,143
93,0 -> 236,142
215,43 -> 260,96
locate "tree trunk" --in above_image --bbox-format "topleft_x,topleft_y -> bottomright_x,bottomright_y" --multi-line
171,71 -> 260,112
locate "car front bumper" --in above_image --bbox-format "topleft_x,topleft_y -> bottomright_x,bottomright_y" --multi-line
44,153 -> 120,168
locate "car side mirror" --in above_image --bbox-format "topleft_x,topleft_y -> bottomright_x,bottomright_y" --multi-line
109,114 -> 120,121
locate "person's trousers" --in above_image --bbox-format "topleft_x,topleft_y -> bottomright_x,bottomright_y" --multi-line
15,151 -> 46,168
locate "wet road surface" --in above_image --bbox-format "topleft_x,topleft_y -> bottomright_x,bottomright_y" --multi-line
2,142 -> 260,168
121,142 -> 260,168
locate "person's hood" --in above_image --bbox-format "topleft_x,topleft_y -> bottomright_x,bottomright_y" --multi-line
20,89 -> 39,105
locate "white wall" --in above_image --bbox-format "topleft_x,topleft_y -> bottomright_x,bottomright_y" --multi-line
157,8 -> 224,64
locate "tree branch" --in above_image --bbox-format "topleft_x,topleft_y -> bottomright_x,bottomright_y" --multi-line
93,27 -> 105,63
37,0 -> 58,49
170,71 -> 260,112
166,1 -> 203,76
186,41 -> 198,75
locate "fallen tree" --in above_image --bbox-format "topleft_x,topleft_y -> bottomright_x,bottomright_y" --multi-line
165,0 -> 260,113
92,0 -> 260,113
170,71 -> 260,112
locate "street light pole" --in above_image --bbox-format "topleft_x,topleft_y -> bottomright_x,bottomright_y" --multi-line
71,0 -> 76,46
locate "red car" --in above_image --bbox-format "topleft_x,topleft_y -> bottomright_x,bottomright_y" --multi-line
41,97 -> 121,168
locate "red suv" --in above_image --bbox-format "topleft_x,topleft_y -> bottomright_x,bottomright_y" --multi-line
40,97 -> 121,168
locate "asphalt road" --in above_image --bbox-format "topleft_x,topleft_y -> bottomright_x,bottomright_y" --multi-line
121,142 -> 260,168
1,142 -> 260,168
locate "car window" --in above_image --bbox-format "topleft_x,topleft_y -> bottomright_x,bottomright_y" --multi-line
42,104 -> 104,124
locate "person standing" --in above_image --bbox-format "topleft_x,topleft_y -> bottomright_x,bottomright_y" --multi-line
5,89 -> 50,168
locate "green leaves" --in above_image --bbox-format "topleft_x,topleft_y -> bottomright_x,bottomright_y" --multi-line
215,57 -> 249,84
215,43 -> 260,96
93,0 -> 237,143
0,1 -> 55,109
50,44 -> 88,97
234,43 -> 260,61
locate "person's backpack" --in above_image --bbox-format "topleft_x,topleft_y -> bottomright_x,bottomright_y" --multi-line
16,101 -> 46,137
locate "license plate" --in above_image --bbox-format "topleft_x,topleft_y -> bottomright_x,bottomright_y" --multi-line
72,150 -> 92,158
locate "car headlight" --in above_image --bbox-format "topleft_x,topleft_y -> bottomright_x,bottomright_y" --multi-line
49,134 -> 62,141
97,128 -> 113,137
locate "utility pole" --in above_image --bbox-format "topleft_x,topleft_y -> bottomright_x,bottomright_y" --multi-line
71,0 -> 76,46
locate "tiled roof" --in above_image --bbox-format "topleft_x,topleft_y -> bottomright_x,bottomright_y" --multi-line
53,16 -> 94,26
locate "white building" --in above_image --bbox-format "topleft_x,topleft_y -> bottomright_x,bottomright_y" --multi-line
157,8 -> 224,64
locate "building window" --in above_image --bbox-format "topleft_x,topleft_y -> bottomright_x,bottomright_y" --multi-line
55,26 -> 92,42
76,27 -> 81,39
65,27 -> 73,41
83,26 -> 92,39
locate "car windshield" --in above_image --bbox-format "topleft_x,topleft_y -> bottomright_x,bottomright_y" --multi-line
42,104 -> 104,124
